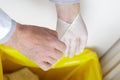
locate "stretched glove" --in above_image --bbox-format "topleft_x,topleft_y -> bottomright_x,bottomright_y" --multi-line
57,14 -> 88,57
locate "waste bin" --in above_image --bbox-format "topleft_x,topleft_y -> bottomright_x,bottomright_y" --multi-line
0,44 -> 102,80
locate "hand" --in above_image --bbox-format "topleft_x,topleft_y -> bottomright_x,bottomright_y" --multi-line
5,23 -> 66,71
57,14 -> 88,57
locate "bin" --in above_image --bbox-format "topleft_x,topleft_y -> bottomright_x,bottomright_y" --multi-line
0,44 -> 102,80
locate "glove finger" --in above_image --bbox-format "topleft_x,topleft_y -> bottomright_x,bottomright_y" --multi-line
76,38 -> 87,55
64,39 -> 70,57
75,38 -> 80,55
69,39 -> 76,57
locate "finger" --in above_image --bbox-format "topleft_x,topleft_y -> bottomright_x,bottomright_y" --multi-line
39,61 -> 52,71
76,38 -> 87,55
76,38 -> 81,55
41,56 -> 57,65
69,39 -> 76,58
50,48 -> 63,60
54,40 -> 66,53
48,56 -> 57,64
64,39 -> 70,57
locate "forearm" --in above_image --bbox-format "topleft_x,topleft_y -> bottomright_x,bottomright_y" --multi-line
56,3 -> 80,23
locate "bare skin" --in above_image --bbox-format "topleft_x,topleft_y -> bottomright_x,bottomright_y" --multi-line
5,23 -> 66,71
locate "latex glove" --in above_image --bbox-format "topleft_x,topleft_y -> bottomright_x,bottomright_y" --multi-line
57,14 -> 88,57
5,23 -> 66,71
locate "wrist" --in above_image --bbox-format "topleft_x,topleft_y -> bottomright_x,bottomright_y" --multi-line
56,3 -> 80,23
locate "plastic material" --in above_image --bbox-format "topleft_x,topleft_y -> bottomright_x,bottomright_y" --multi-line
0,44 -> 102,80
57,14 -> 88,57
0,9 -> 16,44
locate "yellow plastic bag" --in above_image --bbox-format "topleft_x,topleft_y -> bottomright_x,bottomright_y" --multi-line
0,44 -> 102,80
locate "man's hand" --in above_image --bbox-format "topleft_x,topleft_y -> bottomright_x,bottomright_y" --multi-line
5,23 -> 66,71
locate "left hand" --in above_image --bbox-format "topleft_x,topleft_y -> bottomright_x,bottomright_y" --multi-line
5,23 -> 66,71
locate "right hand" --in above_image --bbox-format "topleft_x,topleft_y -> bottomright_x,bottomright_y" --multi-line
5,23 -> 66,71
56,3 -> 88,57
57,15 -> 88,57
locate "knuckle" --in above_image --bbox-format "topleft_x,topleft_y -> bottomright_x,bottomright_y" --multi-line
47,37 -> 57,44
57,53 -> 63,59
44,48 -> 54,55
47,36 -> 54,41
53,40 -> 58,45
53,52 -> 62,59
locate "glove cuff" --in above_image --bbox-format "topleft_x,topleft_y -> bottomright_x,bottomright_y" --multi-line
57,14 -> 82,39
0,9 -> 16,44
57,19 -> 70,39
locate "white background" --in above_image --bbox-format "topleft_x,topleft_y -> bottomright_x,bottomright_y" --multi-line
0,0 -> 120,57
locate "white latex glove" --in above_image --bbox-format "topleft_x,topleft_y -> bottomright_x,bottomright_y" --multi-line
57,14 -> 88,57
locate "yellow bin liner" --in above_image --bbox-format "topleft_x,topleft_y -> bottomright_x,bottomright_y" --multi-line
0,44 -> 102,80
